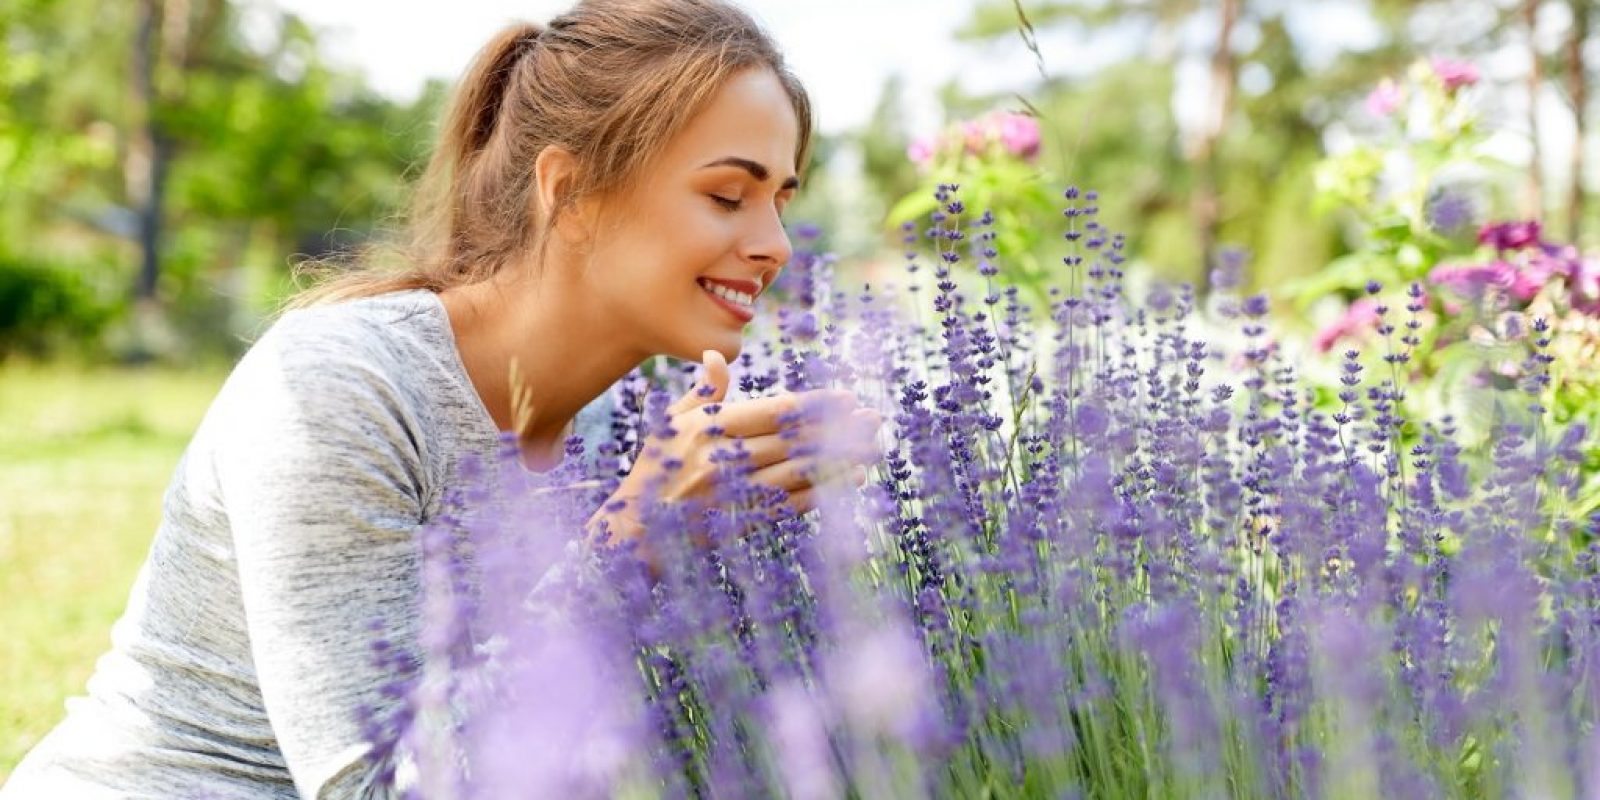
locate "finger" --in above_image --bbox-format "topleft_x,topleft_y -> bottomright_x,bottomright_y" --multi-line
715,388 -> 860,439
709,409 -> 879,471
708,431 -> 793,470
769,485 -> 814,518
800,407 -> 885,461
667,349 -> 730,417
767,467 -> 864,519
748,455 -> 859,494
712,392 -> 798,439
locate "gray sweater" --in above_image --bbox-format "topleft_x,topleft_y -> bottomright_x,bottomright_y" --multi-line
3,289 -> 609,799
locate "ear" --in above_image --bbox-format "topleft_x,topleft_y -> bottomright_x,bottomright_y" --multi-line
532,145 -> 596,246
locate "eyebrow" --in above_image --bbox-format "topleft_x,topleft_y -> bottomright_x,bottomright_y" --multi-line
701,157 -> 801,191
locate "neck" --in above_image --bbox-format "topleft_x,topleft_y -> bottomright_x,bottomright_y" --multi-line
439,259 -> 645,468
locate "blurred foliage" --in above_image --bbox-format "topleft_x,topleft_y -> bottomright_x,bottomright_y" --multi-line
0,364 -> 226,779
844,0 -> 1598,298
0,0 -> 441,363
2,0 -> 1595,365
1295,58 -> 1600,505
0,257 -> 120,360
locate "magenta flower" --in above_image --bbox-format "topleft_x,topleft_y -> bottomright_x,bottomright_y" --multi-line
1509,258 -> 1556,302
1477,220 -> 1542,252
1364,78 -> 1403,117
1429,254 -> 1560,304
907,135 -> 939,167
1430,57 -> 1480,92
1571,256 -> 1600,315
995,112 -> 1041,160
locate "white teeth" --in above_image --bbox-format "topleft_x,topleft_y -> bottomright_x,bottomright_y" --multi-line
701,280 -> 754,307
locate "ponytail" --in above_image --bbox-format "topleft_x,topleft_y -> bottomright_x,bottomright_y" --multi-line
444,23 -> 542,169
284,21 -> 546,312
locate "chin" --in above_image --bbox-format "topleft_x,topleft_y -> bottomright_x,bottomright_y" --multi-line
661,328 -> 743,364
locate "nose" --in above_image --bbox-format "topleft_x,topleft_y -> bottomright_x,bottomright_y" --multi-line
741,205 -> 792,281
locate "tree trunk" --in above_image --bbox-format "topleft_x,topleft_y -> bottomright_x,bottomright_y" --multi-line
1568,0 -> 1589,242
1196,0 -> 1238,293
1524,0 -> 1543,220
128,0 -> 167,304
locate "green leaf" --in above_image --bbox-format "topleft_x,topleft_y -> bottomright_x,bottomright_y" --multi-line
886,188 -> 941,229
1281,253 -> 1393,309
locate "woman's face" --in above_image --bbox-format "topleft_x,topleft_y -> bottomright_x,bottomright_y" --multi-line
581,67 -> 800,363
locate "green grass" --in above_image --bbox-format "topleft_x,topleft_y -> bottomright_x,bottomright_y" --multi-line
0,363 -> 224,782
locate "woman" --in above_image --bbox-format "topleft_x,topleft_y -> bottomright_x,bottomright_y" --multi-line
2,1 -> 881,796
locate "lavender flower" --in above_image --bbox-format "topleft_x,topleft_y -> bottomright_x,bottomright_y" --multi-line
1425,186 -> 1476,234
367,183 -> 1599,800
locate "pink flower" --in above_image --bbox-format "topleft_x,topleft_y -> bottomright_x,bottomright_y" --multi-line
1364,78 -> 1403,117
1430,57 -> 1479,92
1571,257 -> 1600,315
1477,220 -> 1541,252
1429,255 -> 1558,304
994,112 -> 1041,160
907,135 -> 939,166
1313,297 -> 1382,353
1509,257 -> 1556,302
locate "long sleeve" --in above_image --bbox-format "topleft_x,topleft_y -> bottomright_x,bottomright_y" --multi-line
212,324 -> 431,799
0,290 -> 609,800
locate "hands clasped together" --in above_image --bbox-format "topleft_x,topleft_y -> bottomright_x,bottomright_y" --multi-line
585,349 -> 884,556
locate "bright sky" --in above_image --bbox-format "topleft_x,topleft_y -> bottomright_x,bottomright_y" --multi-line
250,0 -> 1396,140
247,0 -> 1574,192
258,0 -> 992,137
246,1 -> 1586,252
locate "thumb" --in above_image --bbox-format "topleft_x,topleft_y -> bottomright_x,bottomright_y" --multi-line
668,349 -> 730,415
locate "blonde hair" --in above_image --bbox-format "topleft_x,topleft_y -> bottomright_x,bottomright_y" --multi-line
285,0 -> 813,311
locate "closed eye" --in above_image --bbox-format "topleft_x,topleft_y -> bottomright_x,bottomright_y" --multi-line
710,195 -> 742,211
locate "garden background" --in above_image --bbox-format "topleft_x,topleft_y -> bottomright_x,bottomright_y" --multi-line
2,0 -> 1596,785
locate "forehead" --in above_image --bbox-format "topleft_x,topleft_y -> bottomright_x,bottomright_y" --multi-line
656,68 -> 801,177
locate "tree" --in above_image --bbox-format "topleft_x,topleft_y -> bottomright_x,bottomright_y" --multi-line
1561,0 -> 1590,241
1,0 -> 437,359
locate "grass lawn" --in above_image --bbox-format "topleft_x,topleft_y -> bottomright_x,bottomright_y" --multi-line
0,363 -> 225,782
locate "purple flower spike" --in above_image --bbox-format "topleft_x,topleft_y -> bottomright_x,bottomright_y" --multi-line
372,188 -> 1595,799
1211,246 -> 1249,291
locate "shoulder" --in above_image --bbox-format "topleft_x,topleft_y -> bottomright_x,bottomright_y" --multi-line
255,290 -> 437,372
229,290 -> 450,406
206,291 -> 450,450
201,294 -> 446,503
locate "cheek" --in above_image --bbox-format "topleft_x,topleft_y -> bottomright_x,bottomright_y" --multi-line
595,198 -> 737,304
651,210 -> 737,280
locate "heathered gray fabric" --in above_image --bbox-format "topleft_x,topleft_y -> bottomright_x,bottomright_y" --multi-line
2,289 -> 608,799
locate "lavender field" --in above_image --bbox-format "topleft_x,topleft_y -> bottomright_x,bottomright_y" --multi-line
6,2 -> 1599,796
360,180 -> 1600,798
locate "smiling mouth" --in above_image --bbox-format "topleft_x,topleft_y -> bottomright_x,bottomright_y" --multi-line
697,278 -> 756,323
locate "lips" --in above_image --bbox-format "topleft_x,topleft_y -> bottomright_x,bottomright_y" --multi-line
696,277 -> 757,323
